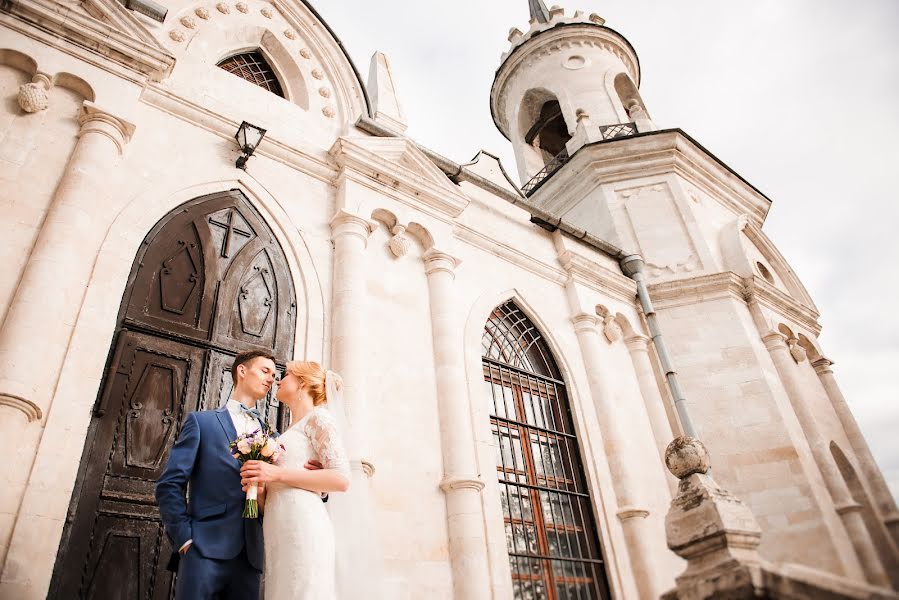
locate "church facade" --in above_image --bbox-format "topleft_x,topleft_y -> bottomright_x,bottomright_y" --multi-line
0,0 -> 897,598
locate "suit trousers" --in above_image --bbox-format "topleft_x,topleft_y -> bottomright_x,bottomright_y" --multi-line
174,544 -> 261,600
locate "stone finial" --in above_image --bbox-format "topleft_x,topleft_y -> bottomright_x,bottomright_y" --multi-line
548,5 -> 564,19
507,27 -> 524,43
367,51 -> 407,133
665,436 -> 710,479
528,0 -> 550,24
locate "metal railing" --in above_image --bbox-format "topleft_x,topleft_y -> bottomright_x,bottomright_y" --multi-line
521,148 -> 570,196
599,121 -> 637,140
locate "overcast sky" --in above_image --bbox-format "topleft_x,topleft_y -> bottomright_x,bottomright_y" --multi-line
313,1 -> 899,501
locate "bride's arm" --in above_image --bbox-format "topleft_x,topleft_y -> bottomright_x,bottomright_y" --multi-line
241,410 -> 351,494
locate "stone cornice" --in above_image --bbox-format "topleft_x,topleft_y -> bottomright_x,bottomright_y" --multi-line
647,272 -> 821,335
531,129 -> 771,227
439,475 -> 486,493
557,250 -> 636,302
141,86 -> 335,184
453,223 -> 567,285
329,136 -> 470,219
2,0 -> 174,82
0,393 -> 42,423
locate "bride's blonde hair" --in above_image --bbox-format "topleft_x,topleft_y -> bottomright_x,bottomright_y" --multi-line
284,361 -> 329,406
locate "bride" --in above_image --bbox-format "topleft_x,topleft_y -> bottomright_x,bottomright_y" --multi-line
240,361 -> 350,600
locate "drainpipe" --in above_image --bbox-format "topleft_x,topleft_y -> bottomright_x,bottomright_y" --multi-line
619,255 -> 698,439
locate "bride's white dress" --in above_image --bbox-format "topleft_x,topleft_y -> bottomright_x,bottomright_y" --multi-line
263,406 -> 350,600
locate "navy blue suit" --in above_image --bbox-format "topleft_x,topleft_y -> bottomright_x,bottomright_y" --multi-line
156,406 -> 264,599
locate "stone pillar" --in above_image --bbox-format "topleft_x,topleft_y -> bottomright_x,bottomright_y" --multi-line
763,332 -> 890,587
663,436 -> 766,600
813,357 -> 899,548
571,313 -> 666,600
422,248 -> 490,600
625,333 -> 675,472
0,102 -> 133,568
328,209 -> 382,599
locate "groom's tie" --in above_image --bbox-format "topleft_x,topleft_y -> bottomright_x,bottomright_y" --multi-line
239,403 -> 263,422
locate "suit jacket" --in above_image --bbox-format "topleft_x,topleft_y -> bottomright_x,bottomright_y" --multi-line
155,407 -> 264,571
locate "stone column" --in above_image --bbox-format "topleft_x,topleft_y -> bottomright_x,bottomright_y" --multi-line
571,313 -> 666,600
0,103 -> 133,568
624,333 -> 675,470
762,332 -> 890,586
813,357 -> 899,548
328,209 -> 382,598
422,248 -> 490,600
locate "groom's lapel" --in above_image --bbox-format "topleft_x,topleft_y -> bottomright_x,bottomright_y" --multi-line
214,406 -> 237,442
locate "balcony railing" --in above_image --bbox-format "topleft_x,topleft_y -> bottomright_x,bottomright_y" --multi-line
521,123 -> 638,196
521,148 -> 570,196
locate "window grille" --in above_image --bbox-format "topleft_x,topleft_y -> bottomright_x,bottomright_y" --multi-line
217,51 -> 285,97
482,301 -> 611,600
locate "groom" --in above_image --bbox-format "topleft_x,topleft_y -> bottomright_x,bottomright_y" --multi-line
156,349 -> 277,599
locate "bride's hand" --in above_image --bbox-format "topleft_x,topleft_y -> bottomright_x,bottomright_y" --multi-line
241,460 -> 282,484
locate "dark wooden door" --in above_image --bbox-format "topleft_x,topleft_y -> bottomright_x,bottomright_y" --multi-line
50,190 -> 296,599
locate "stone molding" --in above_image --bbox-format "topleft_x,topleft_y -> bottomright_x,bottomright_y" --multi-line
77,101 -> 136,155
557,250 -> 637,302
422,248 -> 461,278
615,506 -> 650,521
439,475 -> 485,493
329,136 -> 470,219
1,0 -> 174,82
329,209 -> 378,246
644,272 -> 821,335
812,357 -> 834,375
624,333 -> 650,353
141,87 -> 335,184
834,501 -> 863,516
453,224 -> 568,285
0,393 -> 42,423
530,130 -> 771,228
570,312 -> 600,333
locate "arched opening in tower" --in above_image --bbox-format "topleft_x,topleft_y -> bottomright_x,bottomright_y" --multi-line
525,100 -> 571,165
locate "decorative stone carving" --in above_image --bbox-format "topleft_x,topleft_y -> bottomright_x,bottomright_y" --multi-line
602,316 -> 622,343
260,6 -> 272,17
311,68 -> 324,80
17,76 -> 50,113
787,337 -> 807,363
388,225 -> 411,257
299,48 -> 312,59
215,2 -> 229,14
180,15 -> 197,29
169,29 -> 186,42
665,436 -> 711,479
322,106 -> 335,118
195,6 -> 210,19
318,87 -> 330,98
284,29 -> 297,40
235,2 -> 248,12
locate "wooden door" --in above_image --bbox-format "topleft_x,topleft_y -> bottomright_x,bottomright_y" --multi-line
50,190 -> 296,598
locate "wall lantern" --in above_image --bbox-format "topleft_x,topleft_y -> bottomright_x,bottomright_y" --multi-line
235,121 -> 267,169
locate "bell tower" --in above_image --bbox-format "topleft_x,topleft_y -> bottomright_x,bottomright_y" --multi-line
491,0 -> 654,187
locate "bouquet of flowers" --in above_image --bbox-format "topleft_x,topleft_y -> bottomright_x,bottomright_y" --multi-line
229,427 -> 284,518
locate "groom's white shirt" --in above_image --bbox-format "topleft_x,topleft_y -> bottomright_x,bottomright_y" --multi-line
178,398 -> 262,553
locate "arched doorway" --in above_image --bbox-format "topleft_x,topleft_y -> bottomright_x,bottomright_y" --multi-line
50,190 -> 297,598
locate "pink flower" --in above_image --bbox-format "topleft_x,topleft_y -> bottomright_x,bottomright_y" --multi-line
237,439 -> 251,454
261,438 -> 278,458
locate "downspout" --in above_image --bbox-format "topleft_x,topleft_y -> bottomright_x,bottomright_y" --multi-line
356,115 -> 698,437
619,255 -> 698,438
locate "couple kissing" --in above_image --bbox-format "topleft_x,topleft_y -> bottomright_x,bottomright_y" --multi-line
155,350 -> 350,599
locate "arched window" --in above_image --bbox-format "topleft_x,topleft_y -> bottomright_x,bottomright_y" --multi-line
217,50 -> 284,97
482,301 -> 611,599
525,100 -> 571,166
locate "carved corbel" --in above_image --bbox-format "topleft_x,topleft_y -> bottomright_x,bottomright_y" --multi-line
17,73 -> 52,113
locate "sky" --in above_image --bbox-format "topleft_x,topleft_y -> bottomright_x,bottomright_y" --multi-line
313,1 -> 899,501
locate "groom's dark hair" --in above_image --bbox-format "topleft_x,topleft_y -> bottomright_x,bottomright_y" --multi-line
231,349 -> 277,385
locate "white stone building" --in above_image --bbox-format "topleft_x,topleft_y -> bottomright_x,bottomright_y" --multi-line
0,0 -> 897,598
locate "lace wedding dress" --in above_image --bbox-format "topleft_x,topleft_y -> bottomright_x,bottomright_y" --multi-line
263,406 -> 350,600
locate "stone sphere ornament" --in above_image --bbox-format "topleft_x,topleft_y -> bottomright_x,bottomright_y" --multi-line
665,436 -> 711,479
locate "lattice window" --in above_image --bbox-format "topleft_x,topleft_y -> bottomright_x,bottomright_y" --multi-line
217,51 -> 285,97
482,301 -> 611,600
